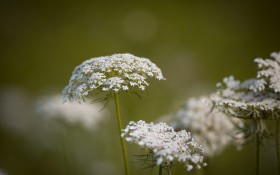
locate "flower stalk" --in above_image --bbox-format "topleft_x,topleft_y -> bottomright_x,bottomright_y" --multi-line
276,118 -> 280,174
159,165 -> 162,175
256,131 -> 260,175
62,138 -> 70,175
114,93 -> 129,175
255,120 -> 262,175
167,166 -> 172,175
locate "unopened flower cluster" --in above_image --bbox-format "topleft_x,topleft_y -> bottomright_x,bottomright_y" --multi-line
171,96 -> 244,157
121,120 -> 206,171
62,53 -> 165,102
36,95 -> 106,129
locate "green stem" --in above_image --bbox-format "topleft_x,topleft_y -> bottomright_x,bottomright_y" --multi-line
256,131 -> 260,175
114,93 -> 129,175
62,138 -> 70,175
276,118 -> 280,174
197,167 -> 206,175
202,157 -> 209,175
167,166 -> 172,175
159,165 -> 162,175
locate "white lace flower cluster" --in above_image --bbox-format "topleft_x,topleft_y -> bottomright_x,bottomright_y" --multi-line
62,53 -> 165,102
254,52 -> 280,93
212,52 -> 280,147
36,95 -> 107,129
213,76 -> 280,119
171,96 -> 244,157
121,120 -> 206,171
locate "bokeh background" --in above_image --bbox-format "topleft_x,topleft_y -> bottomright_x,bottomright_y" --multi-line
1,0 -> 280,175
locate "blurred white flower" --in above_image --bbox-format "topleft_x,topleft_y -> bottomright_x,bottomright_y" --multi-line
36,95 -> 107,129
0,169 -> 7,175
121,120 -> 206,171
62,53 -> 165,103
170,96 -> 244,157
254,51 -> 280,93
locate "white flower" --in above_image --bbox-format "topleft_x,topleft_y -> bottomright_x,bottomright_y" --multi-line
169,96 -> 243,157
62,53 -> 165,102
36,95 -> 107,129
212,52 -> 280,148
213,76 -> 280,119
212,75 -> 279,146
254,51 -> 280,93
121,120 -> 206,171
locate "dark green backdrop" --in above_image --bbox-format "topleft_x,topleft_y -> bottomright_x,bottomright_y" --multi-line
1,1 -> 280,175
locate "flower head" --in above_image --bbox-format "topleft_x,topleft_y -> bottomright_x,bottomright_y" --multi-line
212,52 -> 280,147
254,51 -> 280,93
62,53 -> 165,102
170,96 -> 244,157
36,95 -> 107,129
213,76 -> 280,120
121,120 -> 206,171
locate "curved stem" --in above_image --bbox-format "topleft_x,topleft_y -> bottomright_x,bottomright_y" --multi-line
114,94 -> 129,175
256,131 -> 260,175
159,165 -> 162,175
276,118 -> 280,174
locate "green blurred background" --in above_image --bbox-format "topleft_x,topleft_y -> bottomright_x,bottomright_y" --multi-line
1,0 -> 280,174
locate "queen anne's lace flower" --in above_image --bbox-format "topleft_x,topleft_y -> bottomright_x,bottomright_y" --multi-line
36,95 -> 107,129
212,53 -> 280,147
121,120 -> 206,171
213,76 -> 280,120
62,53 -> 165,102
170,96 -> 244,157
254,52 -> 280,93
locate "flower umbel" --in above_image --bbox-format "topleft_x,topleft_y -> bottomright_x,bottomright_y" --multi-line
36,95 -> 107,129
62,53 -> 165,102
122,120 -> 206,171
213,76 -> 280,120
170,96 -> 244,157
211,51 -> 280,175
